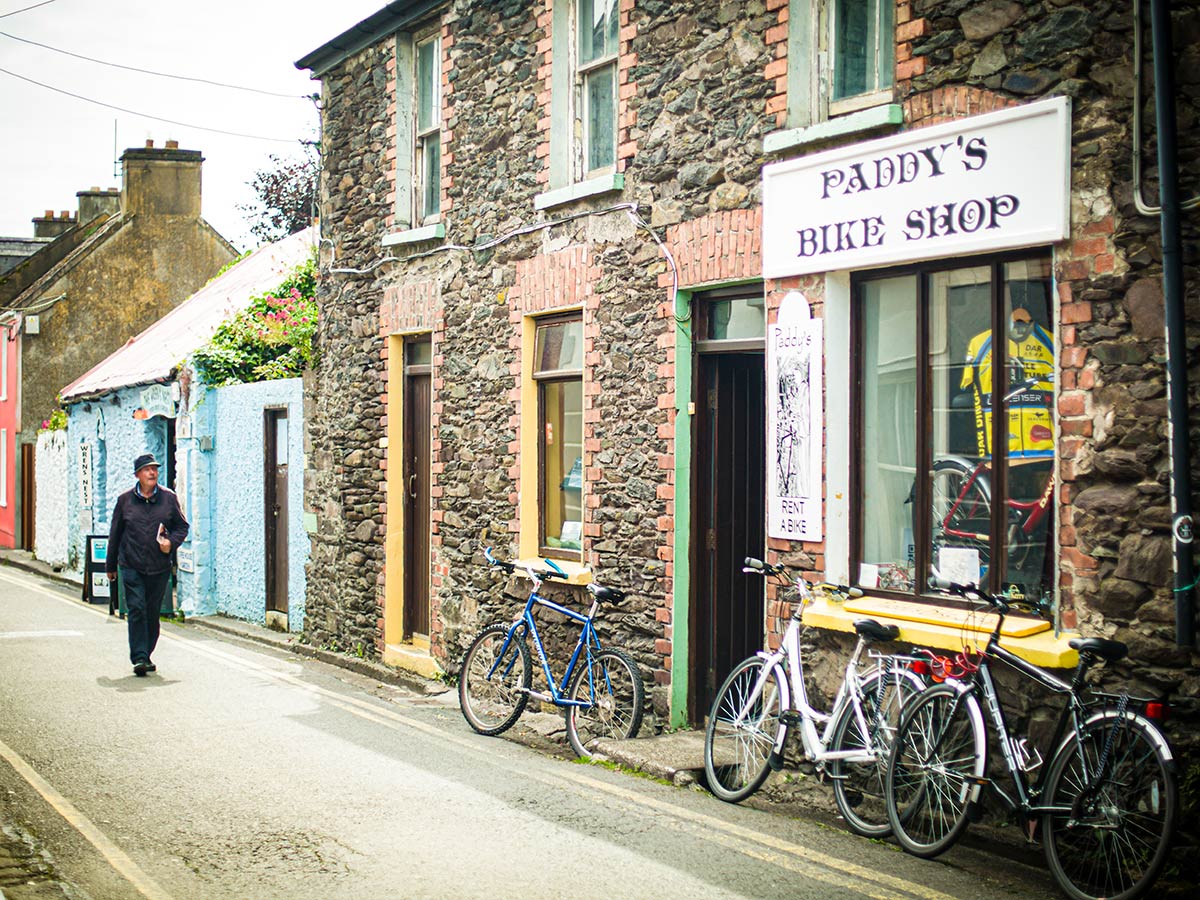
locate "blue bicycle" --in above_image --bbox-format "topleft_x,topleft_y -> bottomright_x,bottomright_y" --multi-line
458,548 -> 644,758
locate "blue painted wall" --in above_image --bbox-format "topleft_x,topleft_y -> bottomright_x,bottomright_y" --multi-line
177,375 -> 307,631
66,387 -> 169,573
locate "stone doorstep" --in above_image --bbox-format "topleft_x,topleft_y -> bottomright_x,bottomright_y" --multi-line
590,730 -> 707,786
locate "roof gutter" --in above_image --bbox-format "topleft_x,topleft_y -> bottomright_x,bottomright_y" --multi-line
1149,0 -> 1196,648
294,0 -> 448,77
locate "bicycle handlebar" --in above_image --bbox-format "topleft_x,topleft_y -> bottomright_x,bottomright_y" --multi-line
928,576 -> 1049,619
742,557 -> 862,600
483,547 -> 626,602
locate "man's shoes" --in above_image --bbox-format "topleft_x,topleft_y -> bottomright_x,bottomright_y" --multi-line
133,659 -> 150,676
145,661 -> 157,673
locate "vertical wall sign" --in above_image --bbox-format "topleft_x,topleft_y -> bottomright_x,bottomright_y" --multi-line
768,291 -> 823,541
77,442 -> 92,511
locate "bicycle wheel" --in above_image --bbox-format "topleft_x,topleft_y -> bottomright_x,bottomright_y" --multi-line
829,668 -> 925,837
564,648 -> 644,758
458,624 -> 532,736
886,683 -> 987,857
704,656 -> 786,803
929,459 -> 992,577
1042,713 -> 1177,900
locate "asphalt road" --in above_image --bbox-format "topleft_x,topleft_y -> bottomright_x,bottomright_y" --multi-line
0,566 -> 1058,900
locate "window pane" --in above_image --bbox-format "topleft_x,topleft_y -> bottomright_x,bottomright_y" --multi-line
422,134 -> 440,219
578,0 -> 617,64
585,64 -> 615,172
861,276 -> 917,591
928,267 -> 992,588
406,338 -> 431,367
834,0 -> 872,100
1002,258 -> 1055,603
542,379 -> 583,551
417,38 -> 438,133
708,297 -> 766,341
535,320 -> 583,374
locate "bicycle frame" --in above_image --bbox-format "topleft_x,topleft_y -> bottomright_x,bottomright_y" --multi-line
732,613 -> 879,767
940,462 -> 1055,545
489,581 -> 604,709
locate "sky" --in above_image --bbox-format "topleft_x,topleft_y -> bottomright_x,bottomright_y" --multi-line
0,0 -> 387,251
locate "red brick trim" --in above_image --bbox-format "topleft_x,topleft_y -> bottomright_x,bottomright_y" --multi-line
384,38 -> 398,232
903,86 -> 1019,129
764,0 -> 789,127
662,208 -> 763,289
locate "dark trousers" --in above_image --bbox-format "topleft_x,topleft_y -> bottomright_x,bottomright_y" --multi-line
121,567 -> 169,665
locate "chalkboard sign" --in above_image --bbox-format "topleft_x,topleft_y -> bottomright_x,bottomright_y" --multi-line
82,534 -> 112,608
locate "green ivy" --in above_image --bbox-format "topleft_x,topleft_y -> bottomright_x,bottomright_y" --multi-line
192,254 -> 318,387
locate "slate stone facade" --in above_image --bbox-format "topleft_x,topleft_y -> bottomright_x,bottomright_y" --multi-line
303,0 -> 1197,796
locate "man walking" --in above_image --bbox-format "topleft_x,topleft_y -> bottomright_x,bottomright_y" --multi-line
106,453 -> 189,676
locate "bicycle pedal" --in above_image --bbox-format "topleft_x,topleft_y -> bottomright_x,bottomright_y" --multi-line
779,711 -> 802,728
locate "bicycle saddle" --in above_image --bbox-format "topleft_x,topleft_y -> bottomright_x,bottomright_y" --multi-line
589,584 -> 626,605
854,619 -> 900,643
1068,637 -> 1128,662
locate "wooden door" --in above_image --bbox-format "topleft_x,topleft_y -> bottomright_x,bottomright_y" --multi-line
264,409 -> 289,615
693,352 -> 766,721
403,340 -> 432,640
19,443 -> 34,549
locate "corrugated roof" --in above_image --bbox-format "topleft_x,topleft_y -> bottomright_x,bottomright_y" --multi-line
61,227 -> 316,403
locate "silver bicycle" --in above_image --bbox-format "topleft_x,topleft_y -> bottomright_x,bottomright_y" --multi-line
703,557 -> 926,836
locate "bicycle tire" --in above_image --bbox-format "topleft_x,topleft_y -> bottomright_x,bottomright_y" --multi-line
829,668 -> 925,837
704,656 -> 786,803
885,683 -> 987,858
563,648 -> 645,758
929,458 -> 992,578
458,624 -> 532,736
1041,712 -> 1177,900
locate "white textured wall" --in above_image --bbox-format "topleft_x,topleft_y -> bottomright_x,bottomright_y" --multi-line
34,429 -> 68,566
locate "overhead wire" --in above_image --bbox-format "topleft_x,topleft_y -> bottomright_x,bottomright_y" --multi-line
0,65 -> 307,144
0,29 -> 312,99
0,0 -> 57,19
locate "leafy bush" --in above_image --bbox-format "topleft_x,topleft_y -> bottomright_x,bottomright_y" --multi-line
39,408 -> 67,432
192,255 -> 317,387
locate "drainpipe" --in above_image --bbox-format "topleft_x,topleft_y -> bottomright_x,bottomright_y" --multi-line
1149,0 -> 1196,647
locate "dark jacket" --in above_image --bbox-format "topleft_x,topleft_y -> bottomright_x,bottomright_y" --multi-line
106,484 -> 190,576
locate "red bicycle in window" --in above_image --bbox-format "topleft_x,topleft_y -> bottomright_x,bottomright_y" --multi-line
927,373 -> 1056,592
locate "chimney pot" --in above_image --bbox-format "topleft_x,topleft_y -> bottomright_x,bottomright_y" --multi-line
91,185 -> 100,191
44,210 -> 53,218
165,140 -> 179,150
145,139 -> 154,148
61,211 -> 69,219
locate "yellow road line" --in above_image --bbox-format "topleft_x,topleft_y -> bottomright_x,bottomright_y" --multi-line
0,736 -> 177,900
1,567 -> 955,900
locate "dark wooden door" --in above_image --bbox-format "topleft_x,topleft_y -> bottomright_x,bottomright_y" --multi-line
403,350 -> 431,641
264,409 -> 289,615
693,352 -> 766,721
19,443 -> 34,549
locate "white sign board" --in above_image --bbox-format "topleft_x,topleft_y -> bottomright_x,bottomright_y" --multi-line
767,292 -> 823,542
77,442 -> 92,510
763,97 -> 1071,278
177,547 -> 195,573
140,383 -> 175,419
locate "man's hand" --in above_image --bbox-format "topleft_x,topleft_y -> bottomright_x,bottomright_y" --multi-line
157,523 -> 171,554
107,571 -> 116,583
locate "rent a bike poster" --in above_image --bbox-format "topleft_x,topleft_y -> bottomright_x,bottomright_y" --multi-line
767,291 -> 823,542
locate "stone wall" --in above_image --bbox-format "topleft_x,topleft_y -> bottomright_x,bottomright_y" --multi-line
307,0 -> 778,702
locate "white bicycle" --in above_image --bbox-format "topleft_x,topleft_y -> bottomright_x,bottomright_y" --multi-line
703,557 -> 926,836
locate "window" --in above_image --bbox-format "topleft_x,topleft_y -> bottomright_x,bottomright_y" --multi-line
577,0 -> 617,176
534,317 -> 584,558
854,254 -> 1055,604
1,328 -> 7,401
831,0 -> 894,108
1,428 -> 6,507
415,33 -> 441,222
392,26 -> 442,234
787,0 -> 895,127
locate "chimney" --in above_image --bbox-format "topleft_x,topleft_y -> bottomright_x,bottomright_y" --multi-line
120,140 -> 203,218
76,185 -> 122,225
31,209 -> 77,238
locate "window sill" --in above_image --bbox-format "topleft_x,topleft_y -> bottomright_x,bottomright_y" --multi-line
381,223 -> 446,248
512,556 -> 593,586
534,173 -> 625,212
800,593 -> 1080,668
763,104 -> 904,155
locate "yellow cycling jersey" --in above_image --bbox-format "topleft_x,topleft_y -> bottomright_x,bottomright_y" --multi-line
960,325 -> 1054,458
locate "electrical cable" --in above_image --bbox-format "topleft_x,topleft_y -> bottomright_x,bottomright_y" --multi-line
0,29 -> 312,99
0,65 -> 307,144
0,0 -> 57,20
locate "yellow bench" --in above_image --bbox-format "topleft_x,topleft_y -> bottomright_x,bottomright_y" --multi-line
801,594 -> 1080,669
